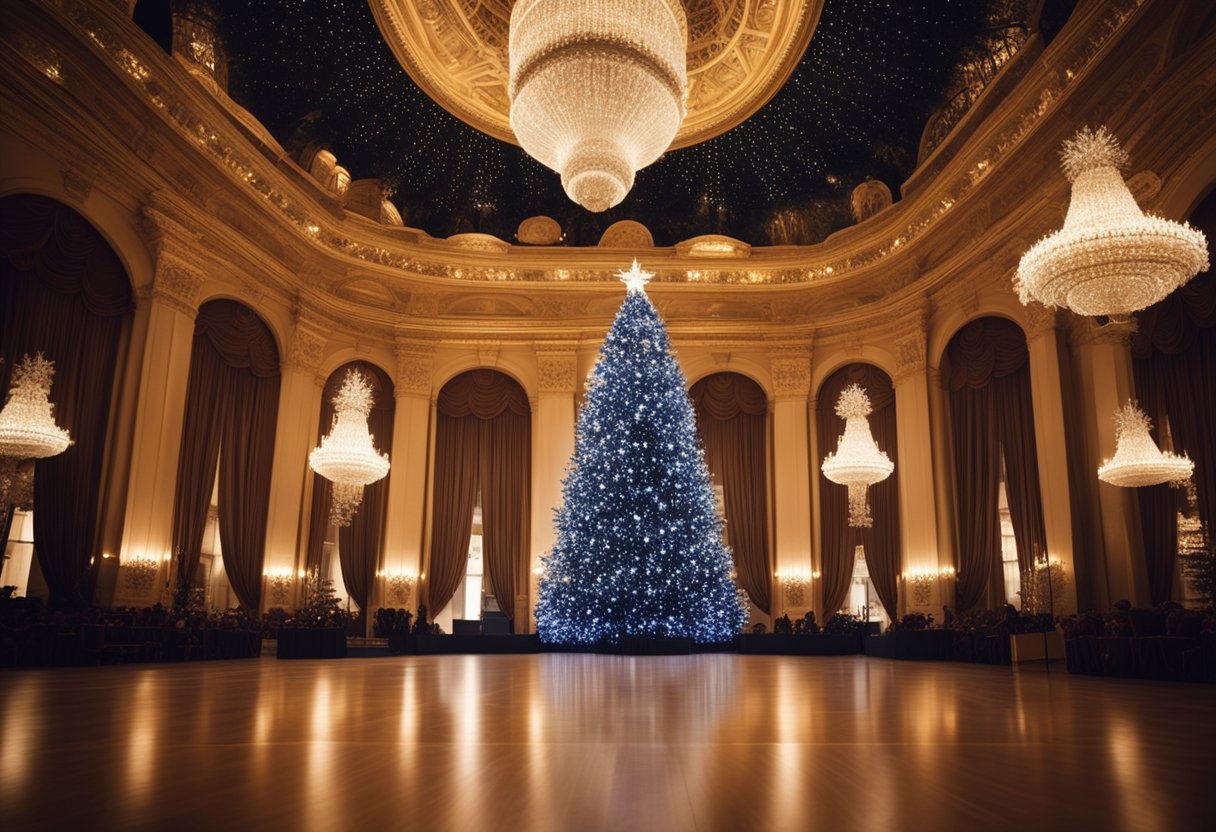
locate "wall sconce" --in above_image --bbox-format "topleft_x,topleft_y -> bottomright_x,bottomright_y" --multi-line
902,566 -> 956,606
379,568 -> 417,608
777,568 -> 812,607
264,567 -> 297,607
122,556 -> 159,596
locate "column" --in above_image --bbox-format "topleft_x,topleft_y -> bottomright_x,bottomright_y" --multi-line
380,342 -> 434,615
1025,306 -> 1079,614
1075,318 -> 1147,608
891,310 -> 945,614
528,347 -> 578,633
114,213 -> 204,606
260,305 -> 327,610
770,349 -> 815,618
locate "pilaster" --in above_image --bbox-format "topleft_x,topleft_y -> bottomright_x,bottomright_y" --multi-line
769,347 -> 815,618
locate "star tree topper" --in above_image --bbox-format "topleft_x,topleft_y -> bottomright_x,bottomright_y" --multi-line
618,259 -> 654,295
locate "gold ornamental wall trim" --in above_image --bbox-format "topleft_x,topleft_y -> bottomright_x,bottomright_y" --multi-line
368,0 -> 824,150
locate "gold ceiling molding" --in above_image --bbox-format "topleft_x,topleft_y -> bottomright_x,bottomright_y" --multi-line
368,0 -> 824,150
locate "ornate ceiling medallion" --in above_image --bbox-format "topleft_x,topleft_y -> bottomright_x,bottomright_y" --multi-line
370,0 -> 823,150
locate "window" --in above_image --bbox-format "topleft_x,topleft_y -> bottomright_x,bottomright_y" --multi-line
845,546 -> 888,628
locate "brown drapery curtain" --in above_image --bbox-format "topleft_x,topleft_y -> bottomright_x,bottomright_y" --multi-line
171,300 -> 280,609
0,195 -> 133,606
690,372 -> 772,615
304,362 -> 395,616
427,370 -> 531,621
1131,190 -> 1216,603
816,364 -> 900,619
944,317 -> 1047,613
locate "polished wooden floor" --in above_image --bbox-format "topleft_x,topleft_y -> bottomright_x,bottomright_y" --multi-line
2,654 -> 1211,831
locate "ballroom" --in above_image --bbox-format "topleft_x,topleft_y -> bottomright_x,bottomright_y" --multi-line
1,1 -> 1213,829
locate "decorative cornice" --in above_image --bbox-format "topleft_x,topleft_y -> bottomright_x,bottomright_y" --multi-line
150,252 -> 204,316
1024,303 -> 1060,343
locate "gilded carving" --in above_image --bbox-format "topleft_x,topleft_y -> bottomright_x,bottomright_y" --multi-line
892,310 -> 928,383
152,255 -> 204,316
394,345 -> 434,396
1126,170 -> 1162,205
369,1 -> 823,150
537,353 -> 578,394
599,220 -> 655,249
770,352 -> 811,398
1024,304 -> 1059,342
517,216 -> 563,245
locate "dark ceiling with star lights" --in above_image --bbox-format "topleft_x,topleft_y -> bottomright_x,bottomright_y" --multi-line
191,0 -> 1068,247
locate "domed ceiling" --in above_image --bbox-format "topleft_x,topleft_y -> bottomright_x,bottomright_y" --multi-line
219,0 -> 1029,247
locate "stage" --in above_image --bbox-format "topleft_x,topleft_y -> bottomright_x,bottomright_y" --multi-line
2,654 -> 1211,830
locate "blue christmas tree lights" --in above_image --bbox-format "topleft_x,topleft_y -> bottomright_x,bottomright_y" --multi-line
536,261 -> 748,645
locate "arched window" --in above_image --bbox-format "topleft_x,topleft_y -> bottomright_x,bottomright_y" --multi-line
690,372 -> 772,619
1131,187 -> 1216,606
943,317 -> 1046,613
170,299 -> 279,610
0,195 -> 133,605
304,361 -> 395,626
426,370 -> 531,630
816,364 -> 899,625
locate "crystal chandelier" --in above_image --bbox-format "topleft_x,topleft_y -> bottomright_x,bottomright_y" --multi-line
1097,401 -> 1192,488
309,369 -> 391,526
1015,126 -> 1209,316
0,353 -> 72,461
508,0 -> 687,212
821,384 -> 893,528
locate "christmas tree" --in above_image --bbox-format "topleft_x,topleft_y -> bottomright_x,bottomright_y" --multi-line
536,261 -> 747,645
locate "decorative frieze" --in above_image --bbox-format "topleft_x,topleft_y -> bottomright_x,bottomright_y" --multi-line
892,309 -> 929,384
1024,304 -> 1059,342
151,253 -> 205,316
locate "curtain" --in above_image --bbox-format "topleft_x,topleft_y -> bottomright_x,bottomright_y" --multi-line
0,195 -> 132,606
816,364 -> 899,618
690,372 -> 772,615
335,364 -> 395,618
945,317 -> 1046,613
1131,191 -> 1216,602
171,300 -> 279,609
427,370 -> 531,620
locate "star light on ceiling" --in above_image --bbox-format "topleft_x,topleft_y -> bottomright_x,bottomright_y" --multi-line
618,259 -> 654,294
1015,126 -> 1209,317
508,0 -> 688,212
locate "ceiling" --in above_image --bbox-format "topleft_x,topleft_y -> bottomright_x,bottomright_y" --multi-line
217,0 -> 1027,247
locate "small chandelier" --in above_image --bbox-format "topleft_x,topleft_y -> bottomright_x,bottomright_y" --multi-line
0,353 -> 72,460
821,384 -> 893,528
309,369 -> 390,526
1015,126 -> 1209,316
508,0 -> 687,212
1097,401 -> 1192,488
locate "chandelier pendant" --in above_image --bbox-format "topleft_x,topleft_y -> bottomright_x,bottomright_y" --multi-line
309,369 -> 391,526
821,384 -> 893,528
0,353 -> 72,461
1097,401 -> 1192,488
1015,126 -> 1209,317
508,0 -> 688,212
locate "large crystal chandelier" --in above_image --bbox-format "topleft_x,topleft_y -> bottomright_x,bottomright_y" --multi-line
1015,126 -> 1208,316
821,384 -> 894,528
508,0 -> 687,212
1097,401 -> 1192,488
309,369 -> 391,526
0,353 -> 72,461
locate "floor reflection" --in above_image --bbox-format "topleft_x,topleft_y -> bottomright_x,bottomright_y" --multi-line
1,655 -> 1211,830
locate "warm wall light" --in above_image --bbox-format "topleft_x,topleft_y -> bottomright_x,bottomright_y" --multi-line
122,556 -> 159,596
378,568 -> 417,608
902,566 -> 955,606
777,568 -> 812,607
264,567 -> 297,607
